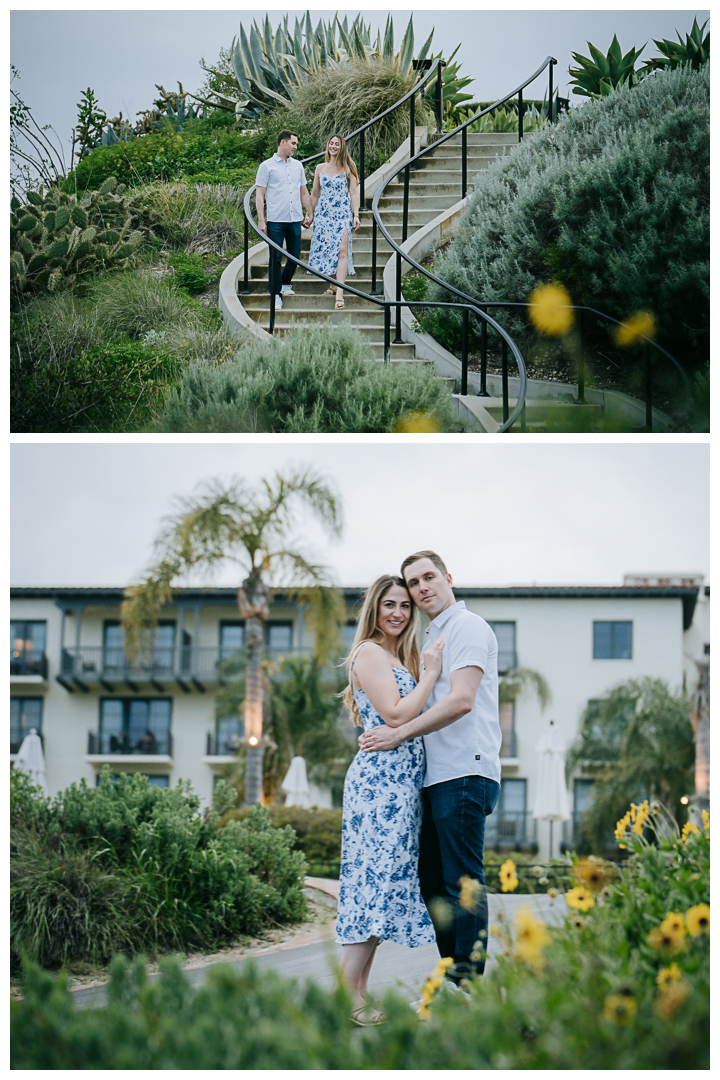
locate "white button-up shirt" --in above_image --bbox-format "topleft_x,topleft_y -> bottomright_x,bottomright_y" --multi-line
421,600 -> 502,787
255,153 -> 308,223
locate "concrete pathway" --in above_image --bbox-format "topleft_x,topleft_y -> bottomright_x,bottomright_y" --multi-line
69,884 -> 568,1010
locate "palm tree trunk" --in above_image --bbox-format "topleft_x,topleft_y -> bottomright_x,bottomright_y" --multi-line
691,661 -> 710,821
238,570 -> 270,805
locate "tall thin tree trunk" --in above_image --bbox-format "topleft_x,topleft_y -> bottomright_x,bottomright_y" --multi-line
691,661 -> 710,822
238,569 -> 270,805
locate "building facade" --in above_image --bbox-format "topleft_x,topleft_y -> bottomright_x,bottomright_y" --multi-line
10,579 -> 708,856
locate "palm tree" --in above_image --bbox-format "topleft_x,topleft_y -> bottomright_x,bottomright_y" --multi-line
121,467 -> 344,805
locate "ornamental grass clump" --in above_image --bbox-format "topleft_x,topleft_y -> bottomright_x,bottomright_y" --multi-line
154,322 -> 460,433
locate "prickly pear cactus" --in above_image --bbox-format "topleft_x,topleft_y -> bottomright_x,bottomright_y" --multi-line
9,176 -> 147,293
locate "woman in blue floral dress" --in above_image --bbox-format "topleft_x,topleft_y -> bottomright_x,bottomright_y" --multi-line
306,134 -> 360,310
337,575 -> 445,1023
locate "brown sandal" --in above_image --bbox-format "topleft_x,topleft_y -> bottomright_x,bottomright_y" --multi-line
335,298 -> 345,310
323,287 -> 336,295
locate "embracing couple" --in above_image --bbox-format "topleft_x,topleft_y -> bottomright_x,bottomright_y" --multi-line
337,551 -> 502,1024
255,129 -> 360,313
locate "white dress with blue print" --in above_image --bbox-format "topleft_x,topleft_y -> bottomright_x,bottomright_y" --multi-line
307,172 -> 356,278
335,663 -> 436,947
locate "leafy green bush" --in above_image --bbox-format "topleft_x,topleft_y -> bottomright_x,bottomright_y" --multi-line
154,322 -> 460,432
92,270 -> 210,339
427,63 -> 709,377
131,180 -> 250,255
167,250 -> 210,293
224,807 -> 343,865
11,771 -> 307,969
11,811 -> 709,1068
63,119 -> 258,192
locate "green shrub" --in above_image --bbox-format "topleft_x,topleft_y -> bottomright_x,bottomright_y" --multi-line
92,270 -> 208,339
167,250 -> 210,293
11,815 -> 709,1069
131,180 -> 251,254
154,322 -> 461,432
224,807 -> 343,864
11,772 -> 307,970
427,63 -> 709,379
63,120 -> 257,192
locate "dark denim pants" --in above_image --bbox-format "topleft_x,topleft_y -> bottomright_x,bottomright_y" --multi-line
419,774 -> 500,980
266,220 -> 302,297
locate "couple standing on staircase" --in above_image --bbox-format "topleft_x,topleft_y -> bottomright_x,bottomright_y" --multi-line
255,129 -> 361,312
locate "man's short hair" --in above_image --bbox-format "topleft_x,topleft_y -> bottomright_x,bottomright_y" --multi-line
401,550 -> 448,579
277,129 -> 297,145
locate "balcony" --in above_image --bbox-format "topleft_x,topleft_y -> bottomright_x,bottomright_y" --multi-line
58,645 -> 312,693
500,729 -> 518,762
485,810 -> 538,851
86,730 -> 173,764
10,731 -> 44,757
10,653 -> 48,680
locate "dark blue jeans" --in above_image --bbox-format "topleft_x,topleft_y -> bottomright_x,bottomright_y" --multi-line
266,220 -> 302,297
419,774 -> 500,980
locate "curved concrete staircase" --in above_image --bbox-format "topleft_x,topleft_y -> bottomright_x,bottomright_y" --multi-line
240,133 -> 518,362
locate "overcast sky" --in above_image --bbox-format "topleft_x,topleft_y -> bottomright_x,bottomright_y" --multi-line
10,443 -> 709,589
11,5 -> 709,167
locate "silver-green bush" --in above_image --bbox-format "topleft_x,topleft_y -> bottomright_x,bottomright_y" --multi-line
429,63 -> 709,372
154,323 -> 460,432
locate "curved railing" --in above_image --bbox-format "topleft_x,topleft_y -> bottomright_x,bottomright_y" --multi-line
372,55 -> 693,431
241,56 -> 529,432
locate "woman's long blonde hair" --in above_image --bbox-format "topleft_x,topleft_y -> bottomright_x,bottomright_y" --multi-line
341,575 -> 420,726
325,134 -> 359,180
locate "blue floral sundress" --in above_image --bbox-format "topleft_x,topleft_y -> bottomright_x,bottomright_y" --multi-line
307,172 -> 355,279
335,659 -> 435,948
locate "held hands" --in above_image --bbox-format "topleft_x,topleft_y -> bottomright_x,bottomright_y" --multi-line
352,214 -> 360,231
423,637 -> 445,680
303,214 -> 313,229
359,724 -> 403,754
258,220 -> 267,234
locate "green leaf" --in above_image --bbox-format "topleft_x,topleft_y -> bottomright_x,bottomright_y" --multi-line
398,14 -> 415,76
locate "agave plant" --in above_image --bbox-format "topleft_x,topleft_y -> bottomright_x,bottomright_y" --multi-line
195,12 -> 435,121
568,34 -> 645,99
643,17 -> 710,73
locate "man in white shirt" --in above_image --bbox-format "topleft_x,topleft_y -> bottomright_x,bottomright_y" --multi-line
255,130 -> 314,310
359,550 -> 501,984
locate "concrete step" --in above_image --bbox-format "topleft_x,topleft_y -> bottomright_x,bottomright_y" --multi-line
264,324 -> 416,359
245,300 -> 386,322
378,193 -> 460,212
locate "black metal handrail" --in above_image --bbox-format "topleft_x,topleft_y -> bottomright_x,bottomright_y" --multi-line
241,186 -> 528,431
371,57 -> 558,427
470,301 -> 693,431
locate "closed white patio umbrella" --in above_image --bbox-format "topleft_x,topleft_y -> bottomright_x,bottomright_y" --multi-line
13,728 -> 48,794
281,756 -> 311,808
532,720 -> 570,859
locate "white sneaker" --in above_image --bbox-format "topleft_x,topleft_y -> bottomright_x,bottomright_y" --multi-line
274,295 -> 283,310
281,285 -> 295,295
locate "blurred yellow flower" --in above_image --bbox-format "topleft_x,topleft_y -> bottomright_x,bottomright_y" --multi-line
614,309 -> 656,347
575,856 -> 610,893
681,821 -> 700,841
528,283 -> 574,336
656,963 -> 682,992
499,859 -> 518,893
647,925 -> 686,955
570,915 -> 584,930
513,906 -> 551,969
489,924 -> 506,938
458,876 -> 483,911
654,980 -> 690,1019
393,410 -> 439,433
661,912 -> 686,939
547,888 -> 558,899
418,957 -> 455,1019
603,994 -> 637,1025
701,809 -> 709,832
685,904 -> 709,937
565,886 -> 595,912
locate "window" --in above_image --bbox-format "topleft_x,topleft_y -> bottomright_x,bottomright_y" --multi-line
487,778 -> 528,846
266,622 -> 293,652
103,621 -> 175,672
220,622 -> 244,659
10,620 -> 47,675
215,715 -> 244,754
99,698 -> 172,754
593,621 -> 632,659
11,697 -> 43,753
499,701 -> 516,758
340,623 -> 357,652
488,621 -> 516,673
574,778 -> 594,817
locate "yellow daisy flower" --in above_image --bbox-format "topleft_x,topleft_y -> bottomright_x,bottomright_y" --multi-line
660,912 -> 686,938
656,963 -> 682,992
458,876 -> 483,911
603,994 -> 637,1025
654,981 -> 690,1019
575,856 -> 610,893
565,886 -> 595,912
681,821 -> 700,842
685,904 -> 710,937
613,310 -> 656,347
701,809 -> 709,832
512,906 -> 551,969
528,282 -> 574,336
393,410 -> 439,433
647,925 -> 686,955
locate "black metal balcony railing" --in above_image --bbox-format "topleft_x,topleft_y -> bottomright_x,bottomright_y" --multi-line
87,730 -> 173,756
10,731 -> 44,755
10,653 -> 48,678
60,645 -> 312,686
206,732 -> 243,757
485,810 -> 537,850
500,730 -> 518,759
